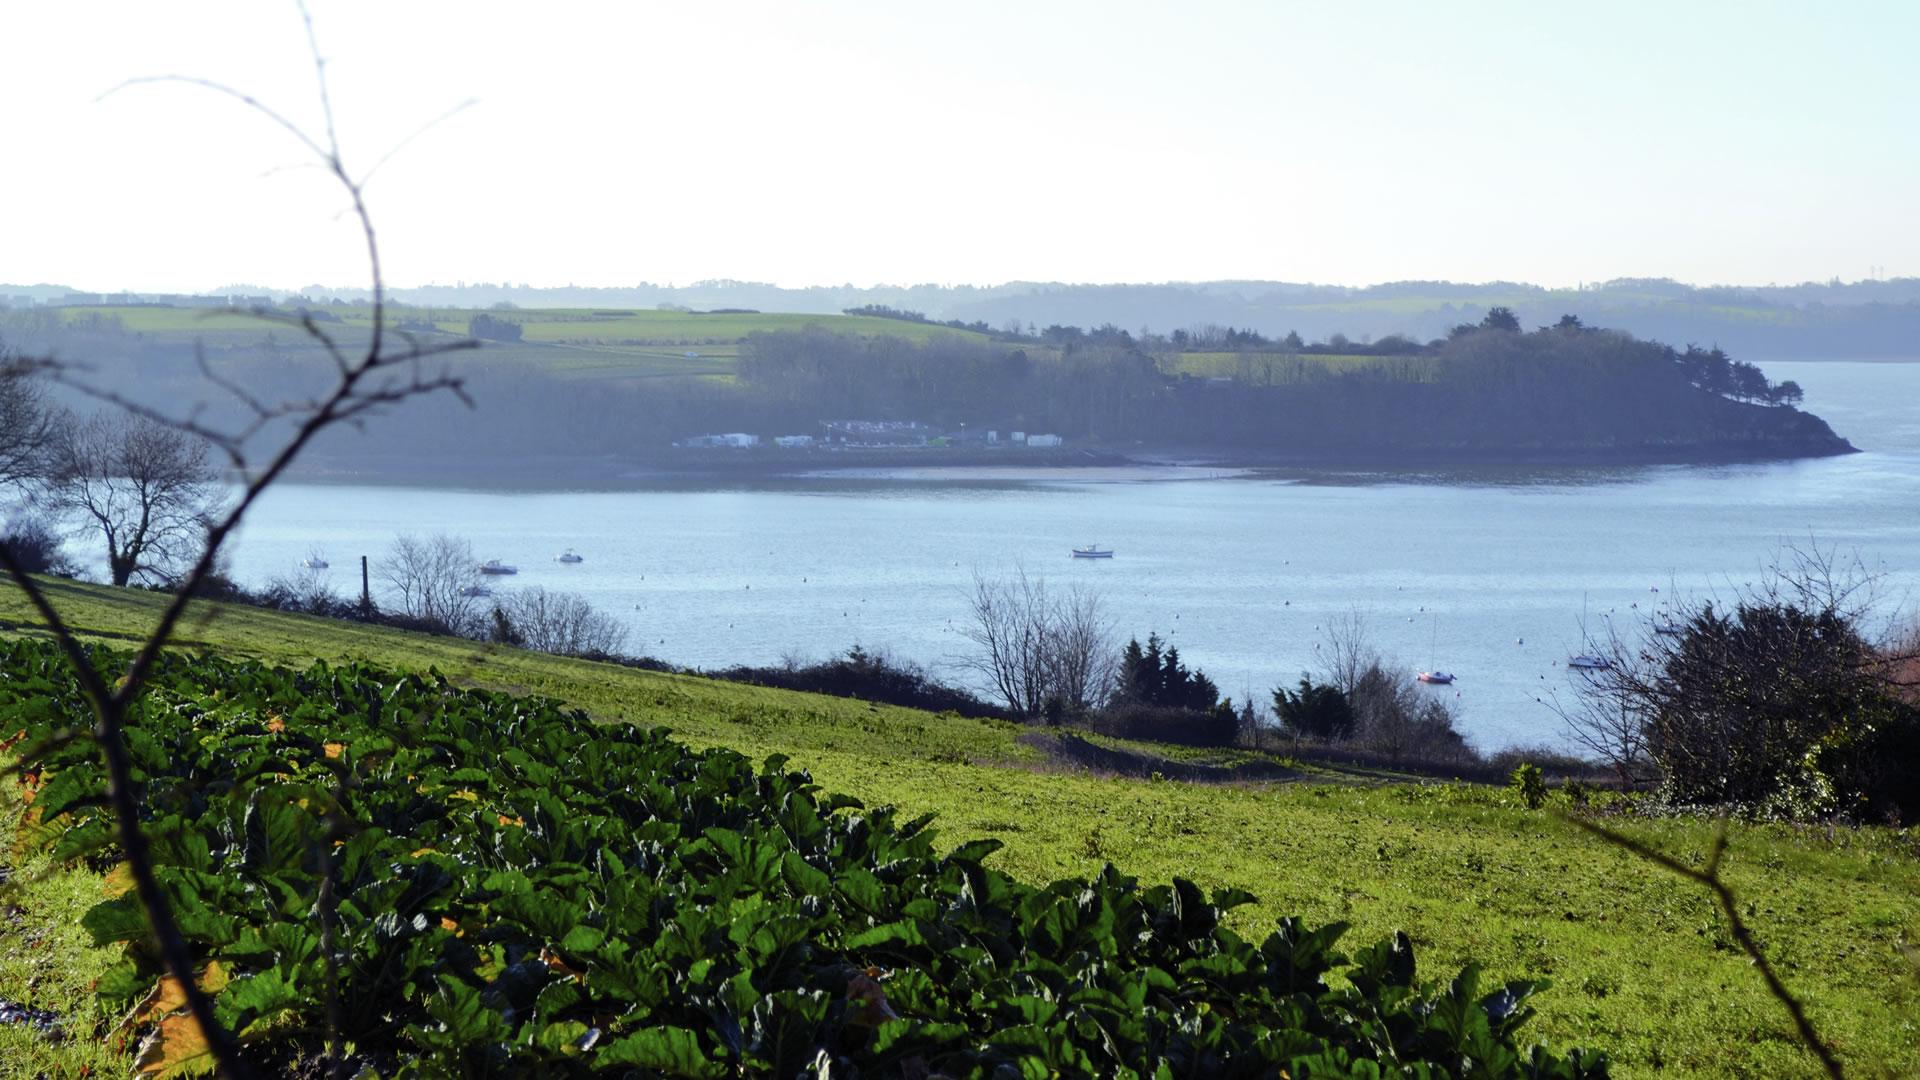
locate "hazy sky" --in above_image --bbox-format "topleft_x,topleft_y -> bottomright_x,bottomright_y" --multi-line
4,1 -> 1915,293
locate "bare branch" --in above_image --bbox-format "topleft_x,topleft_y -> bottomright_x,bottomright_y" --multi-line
1564,814 -> 1845,1079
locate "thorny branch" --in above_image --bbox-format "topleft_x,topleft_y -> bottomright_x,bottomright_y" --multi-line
2,8 -> 474,1076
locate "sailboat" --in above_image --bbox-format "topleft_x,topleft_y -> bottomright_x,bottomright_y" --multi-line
1568,592 -> 1613,669
1416,614 -> 1455,684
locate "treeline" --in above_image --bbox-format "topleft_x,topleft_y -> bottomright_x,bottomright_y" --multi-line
727,313 -> 1838,457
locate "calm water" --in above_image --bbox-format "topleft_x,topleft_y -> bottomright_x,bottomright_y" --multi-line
219,360 -> 1920,751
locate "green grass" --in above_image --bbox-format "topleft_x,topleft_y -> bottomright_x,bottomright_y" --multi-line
57,304 -> 991,386
3,578 -> 1917,1077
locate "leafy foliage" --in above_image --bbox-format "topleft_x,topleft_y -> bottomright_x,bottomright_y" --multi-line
4,638 -> 1604,1076
1274,676 -> 1356,741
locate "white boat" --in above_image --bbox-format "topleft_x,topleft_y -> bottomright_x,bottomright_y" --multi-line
477,559 -> 519,576
556,549 -> 584,564
1653,621 -> 1684,636
459,584 -> 493,598
1416,616 -> 1454,684
1070,544 -> 1113,559
1567,654 -> 1613,670
301,557 -> 329,569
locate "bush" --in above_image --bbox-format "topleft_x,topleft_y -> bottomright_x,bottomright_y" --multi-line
710,645 -> 1003,719
1571,553 -> 1920,822
0,514 -> 75,576
1510,763 -> 1547,810
1273,675 -> 1354,740
1093,701 -> 1240,747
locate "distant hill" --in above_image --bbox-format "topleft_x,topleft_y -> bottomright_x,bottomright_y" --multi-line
11,277 -> 1920,359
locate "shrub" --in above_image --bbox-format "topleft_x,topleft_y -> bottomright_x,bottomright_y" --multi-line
0,514 -> 75,576
709,645 -> 1003,719
1273,675 -> 1354,740
1510,763 -> 1547,810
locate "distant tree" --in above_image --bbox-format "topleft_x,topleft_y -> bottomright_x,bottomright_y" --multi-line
468,312 -> 523,342
959,570 -> 1114,719
1114,633 -> 1220,712
499,585 -> 629,657
1770,380 -> 1804,406
48,412 -> 220,587
379,533 -> 483,634
0,513 -> 76,577
1281,330 -> 1305,350
1553,314 -> 1586,331
1481,306 -> 1522,332
0,354 -> 63,493
1273,675 -> 1354,740
1169,328 -> 1190,350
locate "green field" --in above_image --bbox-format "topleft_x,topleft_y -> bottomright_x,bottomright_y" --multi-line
50,304 -> 989,385
3,578 -> 1917,1077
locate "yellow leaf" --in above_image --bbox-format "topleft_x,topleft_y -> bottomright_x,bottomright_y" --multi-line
132,1012 -> 215,1078
450,788 -> 479,802
103,862 -> 136,899
265,715 -> 286,733
117,962 -> 228,1041
541,946 -> 586,982
323,742 -> 345,759
410,847 -> 438,857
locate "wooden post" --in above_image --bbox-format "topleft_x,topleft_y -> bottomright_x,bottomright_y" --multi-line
360,555 -> 371,615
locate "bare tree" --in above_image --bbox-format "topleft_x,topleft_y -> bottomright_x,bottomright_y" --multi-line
497,585 -> 629,657
957,569 -> 1113,719
1317,608 -> 1377,695
262,562 -> 342,615
0,13 -> 475,1075
0,353 -> 63,493
379,533 -> 482,633
1045,583 -> 1116,711
48,410 -> 221,587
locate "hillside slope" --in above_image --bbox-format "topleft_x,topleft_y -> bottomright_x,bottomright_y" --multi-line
2,578 -> 1916,1076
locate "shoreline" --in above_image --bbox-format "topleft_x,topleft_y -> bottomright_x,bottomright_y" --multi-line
277,436 -> 1858,491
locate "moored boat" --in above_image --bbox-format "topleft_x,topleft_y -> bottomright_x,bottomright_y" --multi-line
478,559 -> 519,575
556,549 -> 584,563
1071,544 -> 1113,559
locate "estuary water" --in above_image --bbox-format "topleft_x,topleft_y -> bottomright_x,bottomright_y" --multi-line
220,360 -> 1920,751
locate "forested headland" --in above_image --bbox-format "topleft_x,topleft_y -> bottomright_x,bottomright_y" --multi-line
0,304 -> 1851,482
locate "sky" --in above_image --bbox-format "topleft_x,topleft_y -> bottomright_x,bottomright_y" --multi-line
2,1 -> 1916,294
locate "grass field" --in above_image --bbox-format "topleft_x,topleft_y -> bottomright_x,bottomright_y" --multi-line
3,578 -> 1917,1077
51,304 -> 989,386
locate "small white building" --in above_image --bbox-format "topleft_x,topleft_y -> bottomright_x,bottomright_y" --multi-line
986,430 -> 998,444
775,435 -> 814,448
1011,431 -> 1027,444
1026,433 -> 1062,448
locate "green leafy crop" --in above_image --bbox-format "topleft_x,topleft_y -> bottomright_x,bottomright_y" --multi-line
2,638 -> 1607,1077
